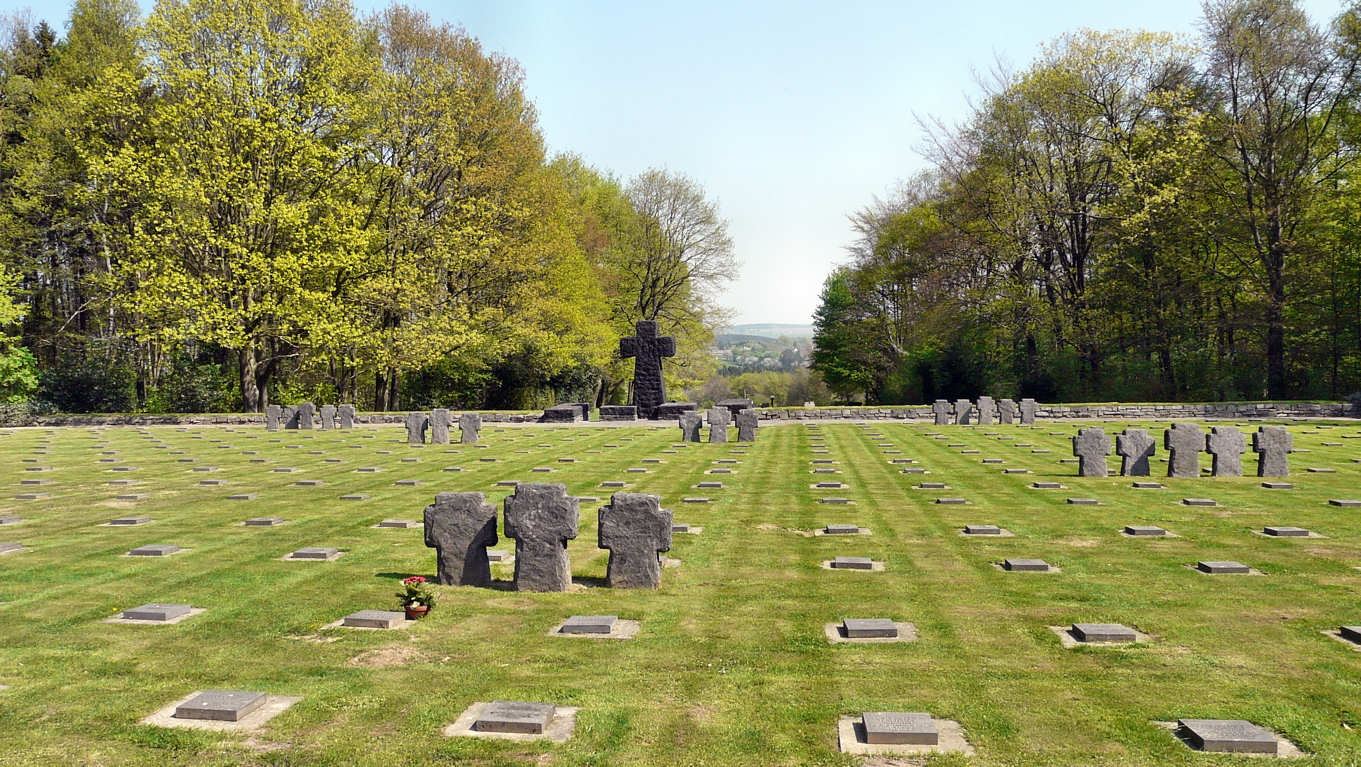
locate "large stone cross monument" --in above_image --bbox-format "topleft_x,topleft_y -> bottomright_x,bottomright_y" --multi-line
621,320 -> 676,419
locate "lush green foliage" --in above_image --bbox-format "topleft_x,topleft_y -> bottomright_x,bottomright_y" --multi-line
0,0 -> 732,413
814,2 -> 1361,405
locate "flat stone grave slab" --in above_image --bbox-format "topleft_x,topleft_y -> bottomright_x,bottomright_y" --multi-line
376,519 -> 420,528
1307,467 -> 1336,473
243,517 -> 286,527
293,480 -> 323,487
823,524 -> 861,535
272,467 -> 300,473
1070,623 -> 1137,643
1262,526 -> 1313,537
557,615 -> 616,634
812,468 -> 839,474
114,494 -> 148,501
0,542 -> 25,555
827,556 -> 877,570
1002,558 -> 1051,572
1175,719 -> 1281,755
682,497 -> 710,503
863,712 -> 937,745
1067,498 -> 1101,505
1338,625 -> 1361,645
811,482 -> 846,489
982,458 -> 1004,464
963,525 -> 1009,536
935,497 -> 968,504
1030,482 -> 1062,489
106,514 -> 152,527
494,480 -> 519,487
119,603 -> 195,622
1182,498 -> 1218,507
1123,525 -> 1168,537
1003,468 -> 1031,474
199,480 -> 226,486
843,618 -> 897,638
393,480 -> 420,486
0,517 -> 21,526
1329,499 -> 1361,507
1262,482 -> 1294,489
900,468 -> 927,474
19,479 -> 51,485
696,482 -> 724,489
356,467 -> 381,472
915,482 -> 948,489
226,494 -> 257,501
1132,482 -> 1164,489
340,610 -> 407,629
601,481 -> 627,488
144,690 -> 301,733
127,545 -> 182,557
285,547 -> 341,561
175,690 -> 267,722
837,712 -> 973,757
444,701 -> 578,743
1196,560 -> 1251,574
819,497 -> 852,504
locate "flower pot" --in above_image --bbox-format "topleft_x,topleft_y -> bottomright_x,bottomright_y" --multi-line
404,605 -> 429,620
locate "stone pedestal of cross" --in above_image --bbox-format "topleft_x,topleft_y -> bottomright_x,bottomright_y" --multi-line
1253,426 -> 1293,477
998,398 -> 1016,424
707,407 -> 731,443
430,409 -> 452,444
1164,423 -> 1203,478
504,483 -> 579,592
976,396 -> 996,425
319,404 -> 336,430
679,413 -> 702,442
620,321 -> 676,419
954,399 -> 973,425
1019,398 -> 1038,425
404,412 -> 428,445
338,404 -> 355,429
1072,427 -> 1110,477
1116,428 -> 1155,476
1206,426 -> 1246,476
598,492 -> 673,588
458,413 -> 481,444
423,492 -> 498,587
932,400 -> 951,426
265,404 -> 282,431
736,409 -> 759,442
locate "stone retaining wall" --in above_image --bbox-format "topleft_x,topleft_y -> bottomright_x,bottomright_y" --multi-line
6,401 -> 1354,428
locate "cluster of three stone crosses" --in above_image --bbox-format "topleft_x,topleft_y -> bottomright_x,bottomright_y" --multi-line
1072,424 -> 1293,478
423,485 -> 671,591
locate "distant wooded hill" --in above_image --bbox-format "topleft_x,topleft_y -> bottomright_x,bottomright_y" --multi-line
718,323 -> 814,341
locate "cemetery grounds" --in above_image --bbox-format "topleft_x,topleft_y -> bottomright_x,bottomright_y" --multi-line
1,417 -> 1360,766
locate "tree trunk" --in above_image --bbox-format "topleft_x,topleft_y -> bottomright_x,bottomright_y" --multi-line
239,347 -> 260,412
374,370 -> 388,411
1265,238 -> 1287,400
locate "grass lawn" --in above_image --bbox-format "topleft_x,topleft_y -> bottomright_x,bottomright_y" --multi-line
1,418 -> 1360,765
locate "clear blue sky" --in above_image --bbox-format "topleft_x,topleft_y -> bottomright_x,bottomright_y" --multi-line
5,0 -> 1348,324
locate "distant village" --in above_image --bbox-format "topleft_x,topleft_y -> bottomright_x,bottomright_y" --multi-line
713,325 -> 813,374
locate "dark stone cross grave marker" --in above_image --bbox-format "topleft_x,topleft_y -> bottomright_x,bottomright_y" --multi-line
598,492 -> 672,588
932,400 -> 951,426
976,396 -> 995,425
998,398 -> 1016,424
1116,428 -> 1155,476
423,492 -> 498,587
1254,426 -> 1292,477
1165,423 -> 1203,478
1206,426 -> 1245,476
953,399 -> 972,425
504,483 -> 578,592
1072,428 -> 1109,477
430,409 -> 452,444
620,320 -> 676,419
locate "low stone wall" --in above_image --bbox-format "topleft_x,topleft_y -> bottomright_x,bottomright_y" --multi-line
6,401 -> 1354,428
755,402 -> 1354,420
